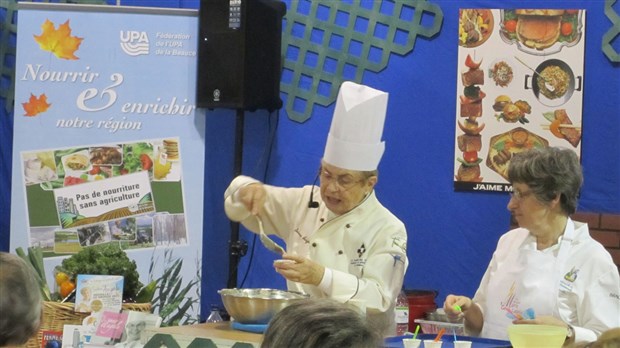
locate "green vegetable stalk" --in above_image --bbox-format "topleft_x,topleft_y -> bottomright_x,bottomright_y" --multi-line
16,247 -> 52,301
146,249 -> 201,326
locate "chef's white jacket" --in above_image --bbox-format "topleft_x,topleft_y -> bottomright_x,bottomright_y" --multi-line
224,175 -> 409,336
472,219 -> 620,343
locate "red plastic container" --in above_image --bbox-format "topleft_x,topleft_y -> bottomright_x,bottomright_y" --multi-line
405,289 -> 438,333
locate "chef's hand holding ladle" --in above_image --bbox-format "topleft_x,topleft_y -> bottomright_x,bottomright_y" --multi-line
236,182 -> 325,285
237,184 -> 285,254
274,253 -> 325,286
237,182 -> 267,216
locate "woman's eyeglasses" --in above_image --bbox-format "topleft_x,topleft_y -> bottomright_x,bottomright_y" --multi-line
510,189 -> 533,201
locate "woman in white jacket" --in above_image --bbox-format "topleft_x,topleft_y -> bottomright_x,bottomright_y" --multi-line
444,147 -> 620,345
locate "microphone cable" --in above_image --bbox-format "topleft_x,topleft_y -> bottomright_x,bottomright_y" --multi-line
307,172 -> 320,208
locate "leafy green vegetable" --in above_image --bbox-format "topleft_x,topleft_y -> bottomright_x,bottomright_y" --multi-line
493,140 -> 507,152
122,142 -> 154,174
457,157 -> 483,166
60,243 -> 143,301
559,14 -> 579,42
503,9 -> 517,21
40,179 -> 65,190
136,280 -> 157,304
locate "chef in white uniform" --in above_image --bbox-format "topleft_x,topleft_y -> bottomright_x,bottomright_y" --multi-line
444,147 -> 620,345
224,81 -> 408,336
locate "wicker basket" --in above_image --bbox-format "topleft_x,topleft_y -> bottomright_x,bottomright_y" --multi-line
23,301 -> 151,348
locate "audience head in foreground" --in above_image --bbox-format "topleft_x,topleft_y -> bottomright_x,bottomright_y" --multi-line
261,298 -> 381,348
0,252 -> 42,347
581,327 -> 620,348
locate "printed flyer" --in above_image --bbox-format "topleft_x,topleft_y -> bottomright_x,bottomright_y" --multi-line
89,311 -> 130,345
75,274 -> 124,314
41,330 -> 63,348
453,9 -> 585,192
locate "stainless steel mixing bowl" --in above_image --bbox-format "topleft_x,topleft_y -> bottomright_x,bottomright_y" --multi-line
218,288 -> 308,324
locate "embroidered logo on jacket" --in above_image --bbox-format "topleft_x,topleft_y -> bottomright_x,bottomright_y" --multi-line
560,266 -> 579,292
357,243 -> 366,258
350,243 -> 367,267
392,237 -> 407,253
392,254 -> 405,267
499,282 -> 536,320
563,267 -> 579,283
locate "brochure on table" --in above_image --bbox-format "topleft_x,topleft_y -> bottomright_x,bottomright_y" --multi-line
75,275 -> 124,314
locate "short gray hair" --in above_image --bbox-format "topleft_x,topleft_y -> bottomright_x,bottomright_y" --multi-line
508,147 -> 583,214
261,298 -> 381,348
0,252 -> 42,346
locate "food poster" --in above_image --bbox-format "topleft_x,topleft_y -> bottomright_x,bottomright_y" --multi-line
454,9 -> 585,192
11,3 -> 204,310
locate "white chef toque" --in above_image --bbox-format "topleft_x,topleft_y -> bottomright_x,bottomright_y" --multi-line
323,81 -> 389,171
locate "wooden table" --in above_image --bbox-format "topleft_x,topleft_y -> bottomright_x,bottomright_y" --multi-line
144,322 -> 262,348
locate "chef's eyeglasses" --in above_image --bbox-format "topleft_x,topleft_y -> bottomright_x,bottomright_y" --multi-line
319,168 -> 364,190
510,189 -> 533,201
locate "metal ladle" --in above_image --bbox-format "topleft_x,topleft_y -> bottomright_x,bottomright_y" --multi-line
257,216 -> 285,255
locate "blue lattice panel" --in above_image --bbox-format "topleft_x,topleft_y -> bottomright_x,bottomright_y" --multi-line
280,0 -> 443,122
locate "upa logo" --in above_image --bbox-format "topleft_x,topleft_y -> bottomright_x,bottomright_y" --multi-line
120,30 -> 150,56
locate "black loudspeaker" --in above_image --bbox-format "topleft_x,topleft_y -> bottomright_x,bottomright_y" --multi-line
197,0 -> 286,111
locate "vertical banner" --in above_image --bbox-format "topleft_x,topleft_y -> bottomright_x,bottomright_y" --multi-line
454,9 -> 585,192
10,3 -> 204,318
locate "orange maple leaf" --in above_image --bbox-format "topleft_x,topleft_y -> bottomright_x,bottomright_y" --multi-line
22,93 -> 51,117
34,19 -> 83,60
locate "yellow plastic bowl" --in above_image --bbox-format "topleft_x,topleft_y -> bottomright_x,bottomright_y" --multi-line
508,324 -> 566,348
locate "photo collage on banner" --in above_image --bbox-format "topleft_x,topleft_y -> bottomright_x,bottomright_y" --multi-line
22,138 -> 187,255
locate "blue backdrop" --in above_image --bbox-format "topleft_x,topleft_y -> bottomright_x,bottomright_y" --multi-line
1,0 -> 619,320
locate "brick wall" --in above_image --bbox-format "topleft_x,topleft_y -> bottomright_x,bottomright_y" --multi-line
510,212 -> 620,271
572,212 -> 620,271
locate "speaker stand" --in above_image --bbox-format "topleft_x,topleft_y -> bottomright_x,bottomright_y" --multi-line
227,109 -> 248,289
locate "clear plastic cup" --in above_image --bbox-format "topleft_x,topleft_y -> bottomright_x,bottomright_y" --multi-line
453,341 -> 472,348
402,338 -> 421,348
423,340 -> 443,348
